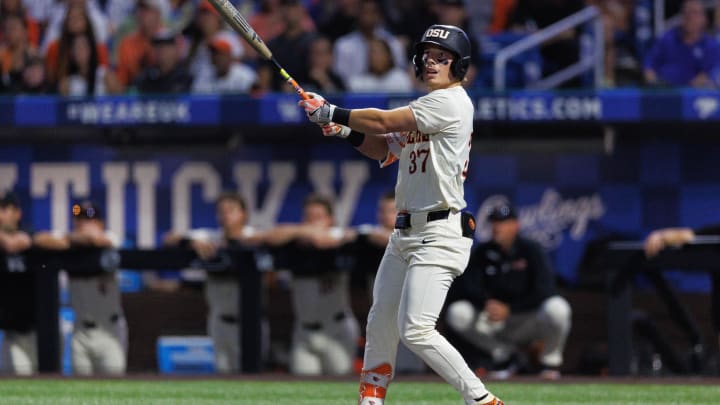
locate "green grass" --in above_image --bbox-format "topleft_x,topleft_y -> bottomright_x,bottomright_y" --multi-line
0,379 -> 718,404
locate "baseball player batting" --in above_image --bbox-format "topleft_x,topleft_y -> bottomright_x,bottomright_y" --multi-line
299,25 -> 505,405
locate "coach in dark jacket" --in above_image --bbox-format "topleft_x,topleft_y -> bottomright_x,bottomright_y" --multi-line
445,203 -> 571,379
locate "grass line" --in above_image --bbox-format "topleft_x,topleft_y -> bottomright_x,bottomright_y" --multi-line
0,379 -> 718,404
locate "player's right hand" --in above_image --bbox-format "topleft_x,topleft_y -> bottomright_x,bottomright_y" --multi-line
298,92 -> 334,125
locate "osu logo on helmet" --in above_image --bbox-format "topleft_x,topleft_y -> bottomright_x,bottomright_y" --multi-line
425,28 -> 450,39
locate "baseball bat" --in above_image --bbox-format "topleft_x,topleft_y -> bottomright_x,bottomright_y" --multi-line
206,0 -> 310,100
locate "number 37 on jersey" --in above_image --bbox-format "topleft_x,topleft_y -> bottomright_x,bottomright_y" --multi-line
380,130 -> 472,178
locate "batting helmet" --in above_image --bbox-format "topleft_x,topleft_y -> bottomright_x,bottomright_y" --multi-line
413,24 -> 471,81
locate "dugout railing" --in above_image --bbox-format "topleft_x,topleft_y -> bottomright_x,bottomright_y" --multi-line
0,246 -> 263,374
602,237 -> 720,375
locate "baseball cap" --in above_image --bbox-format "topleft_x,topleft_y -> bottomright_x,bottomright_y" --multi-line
487,203 -> 517,222
0,189 -> 20,208
72,200 -> 102,220
209,37 -> 233,55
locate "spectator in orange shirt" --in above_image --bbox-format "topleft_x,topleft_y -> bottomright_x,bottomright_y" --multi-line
108,0 -> 164,93
0,14 -> 45,94
0,0 -> 40,47
44,3 -> 110,86
57,33 -> 110,96
0,13 -> 38,86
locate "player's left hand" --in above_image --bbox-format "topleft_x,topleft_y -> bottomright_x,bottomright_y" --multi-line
321,123 -> 351,138
298,92 -> 334,125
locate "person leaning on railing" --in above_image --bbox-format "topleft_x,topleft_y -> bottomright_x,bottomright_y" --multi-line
0,189 -> 35,375
32,200 -> 127,376
162,191 -> 270,374
643,223 -> 720,351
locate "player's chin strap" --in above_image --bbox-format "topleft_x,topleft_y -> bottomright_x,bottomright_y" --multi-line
359,363 -> 392,404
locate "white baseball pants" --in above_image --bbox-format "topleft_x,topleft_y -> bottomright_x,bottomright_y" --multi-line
0,330 -> 37,375
363,210 -> 489,403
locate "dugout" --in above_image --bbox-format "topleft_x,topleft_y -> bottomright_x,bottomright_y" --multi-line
1,91 -> 719,375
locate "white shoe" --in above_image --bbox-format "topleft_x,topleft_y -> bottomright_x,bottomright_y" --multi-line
359,397 -> 384,405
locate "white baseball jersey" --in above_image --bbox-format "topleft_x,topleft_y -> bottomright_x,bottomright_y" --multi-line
362,86 -> 492,403
381,86 -> 474,212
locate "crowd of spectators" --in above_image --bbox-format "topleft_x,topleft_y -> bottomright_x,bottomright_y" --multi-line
0,0 -> 719,96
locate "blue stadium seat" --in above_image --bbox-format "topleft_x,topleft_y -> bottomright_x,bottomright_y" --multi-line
157,336 -> 216,375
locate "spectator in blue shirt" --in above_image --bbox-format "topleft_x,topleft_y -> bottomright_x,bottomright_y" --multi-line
644,0 -> 720,88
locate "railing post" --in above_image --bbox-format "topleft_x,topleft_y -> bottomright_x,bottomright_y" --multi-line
493,53 -> 508,92
492,6 -> 601,91
654,0 -> 665,38
594,14 -> 605,87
